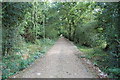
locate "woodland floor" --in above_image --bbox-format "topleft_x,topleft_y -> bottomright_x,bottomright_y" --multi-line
12,37 -> 97,78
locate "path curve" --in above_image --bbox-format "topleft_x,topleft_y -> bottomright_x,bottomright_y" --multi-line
13,37 -> 96,78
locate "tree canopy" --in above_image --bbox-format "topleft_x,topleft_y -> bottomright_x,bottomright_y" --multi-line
2,2 -> 120,78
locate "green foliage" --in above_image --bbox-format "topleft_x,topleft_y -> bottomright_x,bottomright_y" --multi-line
2,39 -> 55,79
96,3 -> 120,73
79,45 -> 119,78
2,2 -> 31,55
107,68 -> 120,78
2,2 -> 120,79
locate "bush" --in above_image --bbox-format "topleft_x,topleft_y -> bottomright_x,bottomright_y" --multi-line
2,39 -> 55,79
107,68 -> 120,78
78,46 -> 120,78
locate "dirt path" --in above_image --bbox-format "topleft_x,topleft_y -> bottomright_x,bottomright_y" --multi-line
13,37 -> 96,78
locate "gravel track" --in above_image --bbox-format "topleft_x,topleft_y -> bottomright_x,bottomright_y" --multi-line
13,37 -> 96,78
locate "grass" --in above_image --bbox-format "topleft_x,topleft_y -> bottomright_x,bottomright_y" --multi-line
77,45 -> 120,78
1,38 -> 55,79
80,46 -> 109,66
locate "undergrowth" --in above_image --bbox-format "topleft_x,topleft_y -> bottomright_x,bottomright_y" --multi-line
1,38 -> 55,79
78,46 -> 120,78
